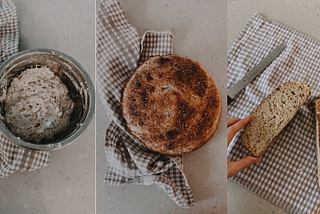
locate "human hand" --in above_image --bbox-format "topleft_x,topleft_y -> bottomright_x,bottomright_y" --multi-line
227,116 -> 261,178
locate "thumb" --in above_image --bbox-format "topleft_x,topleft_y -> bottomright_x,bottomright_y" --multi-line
235,156 -> 261,169
228,156 -> 261,178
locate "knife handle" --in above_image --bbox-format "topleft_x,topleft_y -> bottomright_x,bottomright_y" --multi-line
227,95 -> 233,105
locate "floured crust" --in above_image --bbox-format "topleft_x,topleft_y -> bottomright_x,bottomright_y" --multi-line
122,55 -> 222,155
242,81 -> 310,157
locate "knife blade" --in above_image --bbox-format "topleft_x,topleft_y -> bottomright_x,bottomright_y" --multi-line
227,43 -> 286,105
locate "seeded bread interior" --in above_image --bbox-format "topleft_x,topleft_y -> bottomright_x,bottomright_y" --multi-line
312,98 -> 320,188
242,81 -> 310,157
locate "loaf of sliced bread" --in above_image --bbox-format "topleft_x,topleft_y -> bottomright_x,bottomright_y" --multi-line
313,98 -> 320,188
242,81 -> 311,157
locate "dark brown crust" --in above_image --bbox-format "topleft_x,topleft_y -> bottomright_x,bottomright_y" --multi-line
242,81 -> 311,157
122,55 -> 222,155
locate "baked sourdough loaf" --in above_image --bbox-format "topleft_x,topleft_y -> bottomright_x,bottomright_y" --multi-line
122,55 -> 222,155
313,98 -> 320,188
242,81 -> 310,157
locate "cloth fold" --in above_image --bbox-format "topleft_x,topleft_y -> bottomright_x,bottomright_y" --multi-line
228,13 -> 320,214
97,0 -> 194,208
0,0 -> 18,62
0,0 -> 50,179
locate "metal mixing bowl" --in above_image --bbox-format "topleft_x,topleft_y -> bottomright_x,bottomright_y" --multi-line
0,49 -> 94,150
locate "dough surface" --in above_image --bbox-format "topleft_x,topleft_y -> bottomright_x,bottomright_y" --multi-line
4,66 -> 75,142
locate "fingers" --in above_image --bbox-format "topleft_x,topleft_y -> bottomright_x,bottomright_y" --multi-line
227,115 -> 251,146
227,117 -> 241,126
227,156 -> 261,178
227,116 -> 258,178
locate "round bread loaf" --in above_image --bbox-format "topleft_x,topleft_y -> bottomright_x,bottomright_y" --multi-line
122,55 -> 222,155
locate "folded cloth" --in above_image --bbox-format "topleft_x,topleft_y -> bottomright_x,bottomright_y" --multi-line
0,0 -> 50,178
96,0 -> 194,208
0,0 -> 18,62
228,13 -> 320,214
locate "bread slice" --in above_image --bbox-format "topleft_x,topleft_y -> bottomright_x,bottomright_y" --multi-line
242,81 -> 310,157
312,98 -> 320,188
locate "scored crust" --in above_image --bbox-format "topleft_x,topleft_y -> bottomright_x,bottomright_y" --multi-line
122,55 -> 222,155
242,81 -> 310,157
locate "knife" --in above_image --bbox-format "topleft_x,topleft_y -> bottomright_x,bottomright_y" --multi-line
227,43 -> 286,105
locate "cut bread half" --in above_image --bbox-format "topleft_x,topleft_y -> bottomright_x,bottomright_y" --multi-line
242,81 -> 311,157
312,98 -> 320,188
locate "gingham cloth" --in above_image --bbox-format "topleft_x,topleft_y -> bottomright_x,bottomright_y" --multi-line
228,13 -> 320,214
96,0 -> 194,208
0,0 -> 50,178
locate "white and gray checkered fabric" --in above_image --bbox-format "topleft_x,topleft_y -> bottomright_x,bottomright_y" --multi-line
96,0 -> 194,208
139,31 -> 173,63
228,13 -> 320,214
0,0 -> 50,178
0,0 -> 18,62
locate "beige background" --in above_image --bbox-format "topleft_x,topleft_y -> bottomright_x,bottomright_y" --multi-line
96,0 -> 228,213
0,0 -> 95,213
3,0 -> 316,213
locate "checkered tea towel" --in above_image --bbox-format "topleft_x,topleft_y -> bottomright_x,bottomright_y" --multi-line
0,0 -> 50,178
228,13 -> 320,214
96,0 -> 194,208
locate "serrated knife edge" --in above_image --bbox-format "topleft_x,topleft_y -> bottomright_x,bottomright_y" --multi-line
227,43 -> 286,104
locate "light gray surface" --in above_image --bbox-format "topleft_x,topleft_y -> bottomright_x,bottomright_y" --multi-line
96,0 -> 227,213
0,1 -> 95,214
227,1 -> 320,214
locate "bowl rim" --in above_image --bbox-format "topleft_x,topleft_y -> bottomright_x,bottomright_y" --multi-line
0,48 -> 95,150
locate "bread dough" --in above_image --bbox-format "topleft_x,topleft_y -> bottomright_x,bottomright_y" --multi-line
4,66 -> 75,142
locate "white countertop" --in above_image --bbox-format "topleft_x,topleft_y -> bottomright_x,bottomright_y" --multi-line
227,1 -> 320,213
0,1 -> 95,214
96,0 -> 228,213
